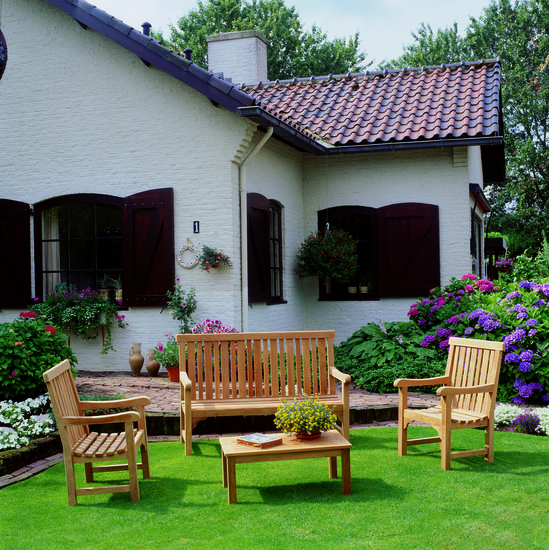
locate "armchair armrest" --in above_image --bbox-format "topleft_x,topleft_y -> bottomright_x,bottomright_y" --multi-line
79,396 -> 151,410
394,375 -> 450,388
62,411 -> 141,426
437,384 -> 497,397
330,367 -> 351,386
180,371 -> 192,390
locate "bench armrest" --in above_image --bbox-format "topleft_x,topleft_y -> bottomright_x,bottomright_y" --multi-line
79,396 -> 151,411
330,367 -> 351,386
437,383 -> 497,397
62,411 -> 141,425
394,375 -> 450,388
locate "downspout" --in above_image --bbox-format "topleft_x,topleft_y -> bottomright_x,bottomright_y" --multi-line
238,126 -> 274,331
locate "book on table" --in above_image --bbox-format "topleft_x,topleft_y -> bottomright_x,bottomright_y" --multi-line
236,433 -> 283,448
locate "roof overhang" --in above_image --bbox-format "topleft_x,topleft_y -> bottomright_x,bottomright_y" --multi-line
240,105 -> 505,164
469,183 -> 491,213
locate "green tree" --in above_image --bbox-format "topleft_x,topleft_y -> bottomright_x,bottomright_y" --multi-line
153,0 -> 367,81
381,0 -> 549,256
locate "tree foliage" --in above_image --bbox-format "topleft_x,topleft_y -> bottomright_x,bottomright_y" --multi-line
153,0 -> 367,81
381,0 -> 549,256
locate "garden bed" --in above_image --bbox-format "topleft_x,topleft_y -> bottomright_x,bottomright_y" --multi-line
0,433 -> 61,476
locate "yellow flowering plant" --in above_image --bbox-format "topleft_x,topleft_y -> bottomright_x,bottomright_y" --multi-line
274,395 -> 338,436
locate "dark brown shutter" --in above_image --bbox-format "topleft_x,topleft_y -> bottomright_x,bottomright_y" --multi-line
247,193 -> 270,303
378,203 -> 440,297
0,199 -> 31,307
122,188 -> 174,307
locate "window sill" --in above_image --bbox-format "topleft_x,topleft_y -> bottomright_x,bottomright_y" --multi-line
318,294 -> 380,302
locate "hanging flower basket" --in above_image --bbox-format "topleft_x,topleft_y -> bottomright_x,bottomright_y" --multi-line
296,228 -> 358,283
198,245 -> 232,273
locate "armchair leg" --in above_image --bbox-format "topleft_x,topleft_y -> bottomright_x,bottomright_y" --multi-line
485,422 -> 495,463
440,426 -> 452,471
183,411 -> 193,456
141,441 -> 151,479
397,422 -> 408,456
84,462 -> 94,483
65,456 -> 77,506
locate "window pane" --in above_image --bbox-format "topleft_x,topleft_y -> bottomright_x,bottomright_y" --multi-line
69,203 -> 94,238
69,241 -> 94,270
69,272 -> 94,290
97,239 -> 122,269
42,205 -> 67,239
97,204 -> 121,237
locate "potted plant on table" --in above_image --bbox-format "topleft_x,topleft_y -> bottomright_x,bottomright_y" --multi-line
296,228 -> 358,287
274,395 -> 338,439
153,335 -> 180,382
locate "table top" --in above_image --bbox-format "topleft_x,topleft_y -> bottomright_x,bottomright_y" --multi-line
219,430 -> 351,457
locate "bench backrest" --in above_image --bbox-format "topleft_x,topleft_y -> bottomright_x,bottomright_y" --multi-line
446,337 -> 505,415
176,330 -> 336,400
43,359 -> 87,448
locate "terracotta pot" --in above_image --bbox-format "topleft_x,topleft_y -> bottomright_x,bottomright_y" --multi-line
166,366 -> 179,382
295,431 -> 321,440
146,349 -> 160,377
129,343 -> 144,376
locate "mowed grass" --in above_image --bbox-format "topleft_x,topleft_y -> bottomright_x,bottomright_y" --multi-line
2,427 -> 548,550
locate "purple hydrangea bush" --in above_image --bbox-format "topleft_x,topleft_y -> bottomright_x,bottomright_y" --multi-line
408,274 -> 549,405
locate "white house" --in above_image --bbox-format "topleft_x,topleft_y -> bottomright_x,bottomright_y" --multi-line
0,0 -> 504,371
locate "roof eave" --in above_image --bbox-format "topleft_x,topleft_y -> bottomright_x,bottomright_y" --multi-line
44,0 -> 255,113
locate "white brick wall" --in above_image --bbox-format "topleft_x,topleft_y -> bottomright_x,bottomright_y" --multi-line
0,0 -> 250,370
0,0 -> 482,365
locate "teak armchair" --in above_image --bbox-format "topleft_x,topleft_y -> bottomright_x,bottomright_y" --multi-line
43,360 -> 151,505
394,337 -> 505,470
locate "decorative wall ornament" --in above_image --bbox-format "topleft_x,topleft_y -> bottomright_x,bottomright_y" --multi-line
177,239 -> 200,269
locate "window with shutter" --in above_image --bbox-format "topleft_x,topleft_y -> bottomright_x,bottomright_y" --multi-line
247,192 -> 285,304
0,199 -> 31,307
122,188 -> 175,307
30,189 -> 174,307
317,203 -> 440,300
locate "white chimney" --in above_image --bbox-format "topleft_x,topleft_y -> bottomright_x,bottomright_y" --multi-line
206,30 -> 268,85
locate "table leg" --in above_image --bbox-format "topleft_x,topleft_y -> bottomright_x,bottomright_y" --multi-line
222,451 -> 228,488
341,448 -> 351,494
227,457 -> 237,504
329,456 -> 338,478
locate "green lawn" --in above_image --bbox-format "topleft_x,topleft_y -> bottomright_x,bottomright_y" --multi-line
2,427 -> 548,550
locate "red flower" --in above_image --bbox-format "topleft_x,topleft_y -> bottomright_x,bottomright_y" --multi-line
19,311 -> 36,319
45,325 -> 56,335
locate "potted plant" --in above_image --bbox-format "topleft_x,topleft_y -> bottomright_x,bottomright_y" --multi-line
274,395 -> 338,439
31,284 -> 127,354
97,274 -> 111,298
494,256 -> 515,272
109,275 -> 123,301
198,245 -> 232,272
164,278 -> 197,333
358,274 -> 370,293
153,334 -> 180,382
296,228 -> 358,284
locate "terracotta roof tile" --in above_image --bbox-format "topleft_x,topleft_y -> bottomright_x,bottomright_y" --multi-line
242,60 -> 501,146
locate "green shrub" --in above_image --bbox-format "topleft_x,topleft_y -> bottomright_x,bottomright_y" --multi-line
0,313 -> 77,401
335,322 -> 445,393
78,392 -> 129,415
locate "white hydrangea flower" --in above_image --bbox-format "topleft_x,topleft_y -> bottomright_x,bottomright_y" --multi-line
494,403 -> 522,425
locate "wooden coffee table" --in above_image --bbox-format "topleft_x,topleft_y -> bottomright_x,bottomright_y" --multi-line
219,430 -> 352,504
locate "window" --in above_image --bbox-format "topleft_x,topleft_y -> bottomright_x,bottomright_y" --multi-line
247,192 -> 284,304
470,210 -> 483,277
35,195 -> 122,298
318,203 -> 440,300
0,29 -> 7,80
0,189 -> 174,308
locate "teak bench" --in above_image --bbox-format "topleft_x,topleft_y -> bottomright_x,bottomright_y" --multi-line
176,330 -> 350,455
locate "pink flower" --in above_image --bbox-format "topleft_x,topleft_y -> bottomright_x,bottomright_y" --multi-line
44,326 -> 56,335
11,371 -> 19,377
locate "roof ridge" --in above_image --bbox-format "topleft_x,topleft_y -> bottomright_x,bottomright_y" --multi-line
241,58 -> 502,89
